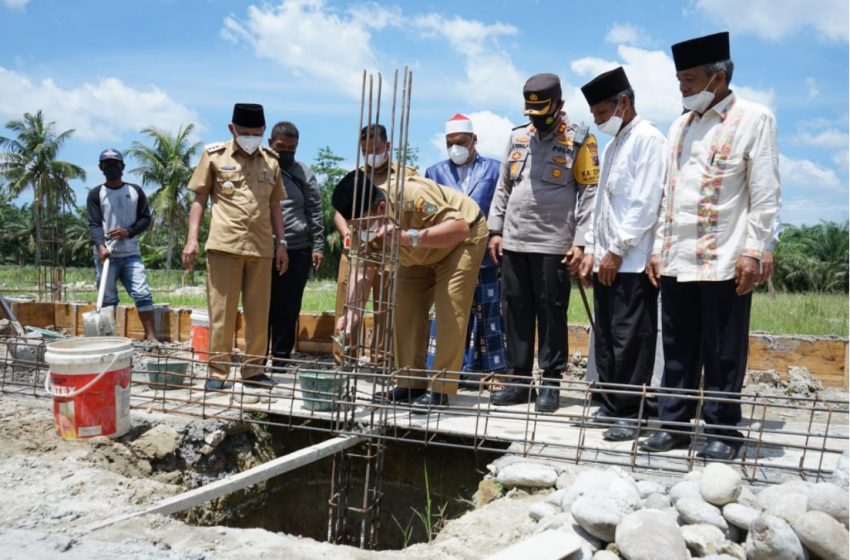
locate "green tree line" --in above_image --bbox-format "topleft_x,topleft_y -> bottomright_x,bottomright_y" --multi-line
0,111 -> 847,293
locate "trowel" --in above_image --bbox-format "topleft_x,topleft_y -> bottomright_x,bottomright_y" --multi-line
83,250 -> 116,337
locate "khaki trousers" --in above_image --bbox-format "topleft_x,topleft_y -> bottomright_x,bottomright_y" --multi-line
334,252 -> 391,364
395,229 -> 487,395
206,250 -> 272,380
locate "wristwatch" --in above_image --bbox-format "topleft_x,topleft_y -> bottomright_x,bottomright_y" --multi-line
406,228 -> 420,248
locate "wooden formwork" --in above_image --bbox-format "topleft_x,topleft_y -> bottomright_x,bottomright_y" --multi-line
3,301 -> 848,387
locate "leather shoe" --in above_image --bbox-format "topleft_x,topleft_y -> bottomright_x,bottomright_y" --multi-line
490,385 -> 536,406
409,391 -> 449,415
639,430 -> 691,453
535,382 -> 560,413
603,420 -> 640,442
458,372 -> 482,392
697,439 -> 740,461
372,387 -> 425,404
204,379 -> 232,391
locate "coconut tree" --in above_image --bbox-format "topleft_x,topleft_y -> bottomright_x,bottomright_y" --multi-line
126,124 -> 201,272
0,110 -> 85,298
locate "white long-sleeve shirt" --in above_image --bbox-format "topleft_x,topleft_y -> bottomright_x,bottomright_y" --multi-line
585,116 -> 666,272
654,93 -> 781,282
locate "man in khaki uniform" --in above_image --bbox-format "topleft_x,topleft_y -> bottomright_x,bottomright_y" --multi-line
183,103 -> 288,391
333,169 -> 487,412
332,124 -> 417,364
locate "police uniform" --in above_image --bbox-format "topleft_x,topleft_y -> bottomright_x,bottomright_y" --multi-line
488,73 -> 599,411
188,135 -> 285,381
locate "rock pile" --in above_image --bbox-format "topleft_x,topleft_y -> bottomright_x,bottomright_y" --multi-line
480,449 -> 849,559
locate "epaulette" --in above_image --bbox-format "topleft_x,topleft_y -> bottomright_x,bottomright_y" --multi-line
205,142 -> 226,154
260,145 -> 277,157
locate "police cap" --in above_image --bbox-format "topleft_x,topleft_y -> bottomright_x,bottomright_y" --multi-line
671,32 -> 730,71
581,67 -> 631,106
232,103 -> 266,128
523,73 -> 562,116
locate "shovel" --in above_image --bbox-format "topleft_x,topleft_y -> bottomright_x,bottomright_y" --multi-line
83,247 -> 116,337
0,296 -> 25,336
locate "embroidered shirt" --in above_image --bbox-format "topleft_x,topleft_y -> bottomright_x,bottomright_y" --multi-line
653,93 -> 781,281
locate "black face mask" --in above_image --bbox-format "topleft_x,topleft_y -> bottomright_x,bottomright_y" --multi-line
530,112 -> 558,133
278,150 -> 296,169
102,166 -> 123,181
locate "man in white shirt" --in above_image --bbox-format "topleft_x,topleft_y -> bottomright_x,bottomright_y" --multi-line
578,67 -> 666,442
640,32 -> 781,460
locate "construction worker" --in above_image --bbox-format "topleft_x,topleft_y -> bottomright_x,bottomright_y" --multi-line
182,103 -> 288,392
332,168 -> 487,413
488,73 -> 599,413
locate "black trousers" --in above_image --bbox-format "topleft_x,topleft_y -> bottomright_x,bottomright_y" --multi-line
657,277 -> 752,434
268,247 -> 312,361
593,272 -> 659,418
501,250 -> 570,378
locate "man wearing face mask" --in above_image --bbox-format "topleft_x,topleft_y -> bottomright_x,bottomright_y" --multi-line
266,121 -> 324,368
488,73 -> 599,413
424,114 -> 506,384
577,67 -> 666,441
332,124 -> 417,364
183,103 -> 288,393
639,32 -> 781,460
86,148 -> 159,341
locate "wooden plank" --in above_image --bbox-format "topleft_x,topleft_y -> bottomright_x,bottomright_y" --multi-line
748,334 -> 848,388
88,433 -> 366,531
53,303 -> 74,334
486,530 -> 582,560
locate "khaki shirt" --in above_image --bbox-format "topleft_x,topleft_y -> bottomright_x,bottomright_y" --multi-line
391,176 -> 484,267
188,139 -> 285,258
363,162 -> 418,193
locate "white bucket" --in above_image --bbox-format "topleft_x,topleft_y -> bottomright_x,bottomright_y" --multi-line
44,337 -> 134,440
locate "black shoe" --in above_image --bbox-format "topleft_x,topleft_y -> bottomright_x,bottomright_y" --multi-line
603,420 -> 639,442
409,391 -> 449,415
490,385 -> 536,406
204,379 -> 232,391
586,407 -> 616,426
244,373 -> 278,389
372,387 -> 425,404
535,382 -> 560,413
639,430 -> 691,453
697,439 -> 740,461
458,372 -> 482,391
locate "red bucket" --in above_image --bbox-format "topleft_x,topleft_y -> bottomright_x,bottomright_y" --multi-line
44,337 -> 134,440
191,309 -> 210,362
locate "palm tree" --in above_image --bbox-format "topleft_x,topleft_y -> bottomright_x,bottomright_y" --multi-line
0,111 -> 85,299
126,124 -> 201,271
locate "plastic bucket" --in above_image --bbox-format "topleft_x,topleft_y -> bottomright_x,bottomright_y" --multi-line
44,336 -> 134,440
191,309 -> 209,362
145,356 -> 190,389
298,372 -> 347,412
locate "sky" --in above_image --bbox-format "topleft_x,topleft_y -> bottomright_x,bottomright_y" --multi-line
0,0 -> 848,226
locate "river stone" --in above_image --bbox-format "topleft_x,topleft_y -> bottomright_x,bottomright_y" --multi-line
644,493 -> 672,510
536,512 -> 574,533
736,485 -> 757,507
681,523 -> 726,556
556,469 -> 577,490
718,541 -> 747,559
546,488 -> 568,507
676,497 -> 728,531
669,479 -> 702,505
700,463 -> 742,506
130,425 -> 179,461
637,480 -> 667,498
561,469 -> 640,512
830,448 -> 849,489
616,509 -> 689,560
756,481 -> 811,511
593,551 -> 620,560
529,501 -> 560,522
792,510 -> 849,560
684,469 -> 703,481
744,514 -> 807,560
723,502 -> 759,530
764,492 -> 808,525
807,482 -> 849,526
702,556 -> 741,560
496,463 -> 558,489
572,489 -> 639,543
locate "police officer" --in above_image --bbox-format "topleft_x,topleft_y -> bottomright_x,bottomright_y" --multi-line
488,73 -> 599,413
332,168 -> 487,413
183,103 -> 288,391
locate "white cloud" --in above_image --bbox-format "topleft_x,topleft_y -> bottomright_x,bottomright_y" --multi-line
833,150 -> 849,172
0,67 -> 201,143
798,128 -> 849,149
735,85 -> 776,111
605,22 -> 651,46
221,0 -> 397,97
412,14 -> 522,108
1,0 -> 29,8
779,154 -> 845,194
428,110 -> 515,161
805,77 -> 820,100
782,198 -> 848,226
696,0 -> 849,42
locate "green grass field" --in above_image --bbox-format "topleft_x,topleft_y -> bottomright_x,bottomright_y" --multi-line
0,266 -> 846,337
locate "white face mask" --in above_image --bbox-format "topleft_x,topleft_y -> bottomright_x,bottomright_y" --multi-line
597,102 -> 623,136
236,135 -> 263,155
366,151 -> 388,168
682,73 -> 719,114
448,144 -> 470,165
